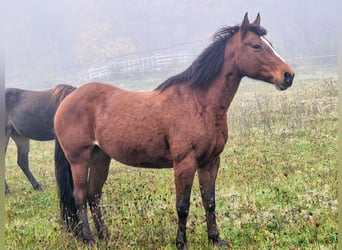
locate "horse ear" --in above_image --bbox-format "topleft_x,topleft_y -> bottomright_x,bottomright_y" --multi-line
252,13 -> 261,25
240,12 -> 249,38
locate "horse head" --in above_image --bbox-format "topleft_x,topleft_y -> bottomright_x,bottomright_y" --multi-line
228,13 -> 295,90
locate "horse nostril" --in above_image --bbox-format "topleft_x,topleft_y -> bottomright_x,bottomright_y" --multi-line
284,72 -> 293,85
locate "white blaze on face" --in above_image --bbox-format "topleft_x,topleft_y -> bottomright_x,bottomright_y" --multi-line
261,37 -> 286,63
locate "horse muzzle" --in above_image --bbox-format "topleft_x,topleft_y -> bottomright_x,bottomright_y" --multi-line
276,71 -> 295,91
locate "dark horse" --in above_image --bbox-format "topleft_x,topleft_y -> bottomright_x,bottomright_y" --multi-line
5,84 -> 76,194
54,13 -> 294,249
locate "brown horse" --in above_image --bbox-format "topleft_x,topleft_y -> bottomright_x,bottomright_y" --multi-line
54,13 -> 294,249
5,84 -> 76,194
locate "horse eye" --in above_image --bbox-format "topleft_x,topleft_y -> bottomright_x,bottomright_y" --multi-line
252,44 -> 261,49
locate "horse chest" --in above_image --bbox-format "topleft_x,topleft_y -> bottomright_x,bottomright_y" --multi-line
198,115 -> 228,154
168,119 -> 228,166
201,128 -> 227,159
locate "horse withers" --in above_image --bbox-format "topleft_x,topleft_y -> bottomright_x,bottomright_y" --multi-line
54,13 -> 294,249
5,84 -> 75,194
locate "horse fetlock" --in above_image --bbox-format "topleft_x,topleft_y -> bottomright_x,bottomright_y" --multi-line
176,231 -> 187,250
208,223 -> 218,234
215,238 -> 231,248
97,225 -> 110,240
80,224 -> 94,244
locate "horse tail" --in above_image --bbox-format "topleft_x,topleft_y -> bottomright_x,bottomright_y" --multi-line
55,138 -> 78,231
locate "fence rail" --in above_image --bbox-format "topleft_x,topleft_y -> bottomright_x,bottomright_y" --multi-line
87,51 -> 193,80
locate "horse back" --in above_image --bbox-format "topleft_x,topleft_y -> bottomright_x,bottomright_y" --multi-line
5,86 -> 74,140
55,82 -> 175,168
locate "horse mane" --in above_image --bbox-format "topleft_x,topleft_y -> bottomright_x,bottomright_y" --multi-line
155,24 -> 267,91
51,84 -> 76,105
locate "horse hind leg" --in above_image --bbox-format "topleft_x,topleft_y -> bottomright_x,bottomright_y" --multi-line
5,182 -> 11,195
69,146 -> 110,244
87,146 -> 111,241
12,135 -> 42,191
55,138 -> 93,243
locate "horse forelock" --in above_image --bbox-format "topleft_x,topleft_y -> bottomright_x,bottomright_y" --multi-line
247,24 -> 267,37
212,24 -> 267,42
155,24 -> 267,91
51,84 -> 76,105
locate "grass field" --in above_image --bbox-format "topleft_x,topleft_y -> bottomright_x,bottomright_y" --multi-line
5,74 -> 338,249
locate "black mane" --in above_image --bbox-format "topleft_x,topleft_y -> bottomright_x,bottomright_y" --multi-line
155,24 -> 267,91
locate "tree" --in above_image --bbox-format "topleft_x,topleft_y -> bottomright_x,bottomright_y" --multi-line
74,22 -> 137,66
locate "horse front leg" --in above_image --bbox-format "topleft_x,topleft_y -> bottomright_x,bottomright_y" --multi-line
197,157 -> 230,247
173,153 -> 197,250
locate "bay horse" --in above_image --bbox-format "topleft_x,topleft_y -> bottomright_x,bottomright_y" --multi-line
5,84 -> 76,194
54,13 -> 294,249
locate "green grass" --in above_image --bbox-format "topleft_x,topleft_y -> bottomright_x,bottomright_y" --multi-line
5,74 -> 338,249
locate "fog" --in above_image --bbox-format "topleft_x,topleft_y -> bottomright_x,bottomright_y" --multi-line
3,0 -> 339,89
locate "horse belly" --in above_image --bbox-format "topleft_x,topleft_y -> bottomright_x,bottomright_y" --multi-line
120,154 -> 173,169
10,116 -> 55,140
100,135 -> 173,169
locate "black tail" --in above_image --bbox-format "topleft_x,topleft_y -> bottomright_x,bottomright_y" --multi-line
55,138 -> 78,231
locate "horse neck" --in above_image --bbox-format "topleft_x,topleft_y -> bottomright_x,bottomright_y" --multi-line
199,63 -> 242,116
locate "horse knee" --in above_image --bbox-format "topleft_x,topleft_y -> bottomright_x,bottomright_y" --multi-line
176,201 -> 190,219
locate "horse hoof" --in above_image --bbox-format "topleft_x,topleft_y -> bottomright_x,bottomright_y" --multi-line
83,236 -> 95,245
176,242 -> 188,250
214,238 -> 231,248
33,184 -> 43,191
80,229 -> 95,245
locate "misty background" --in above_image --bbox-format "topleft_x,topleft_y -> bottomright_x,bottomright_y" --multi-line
3,0 -> 338,90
